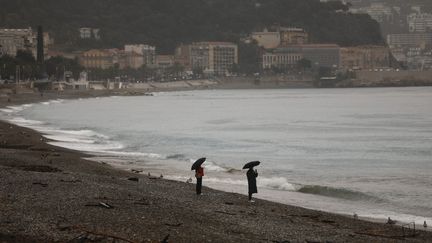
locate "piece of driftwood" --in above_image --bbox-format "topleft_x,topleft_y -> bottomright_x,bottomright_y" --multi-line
32,182 -> 48,187
164,222 -> 182,227
84,202 -> 114,209
215,210 -> 236,216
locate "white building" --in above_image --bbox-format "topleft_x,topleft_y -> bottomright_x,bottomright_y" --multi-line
407,13 -> 432,32
79,27 -> 101,40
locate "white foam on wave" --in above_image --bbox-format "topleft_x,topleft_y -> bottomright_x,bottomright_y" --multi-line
44,135 -> 96,144
7,116 -> 45,126
259,177 -> 298,191
101,150 -> 165,159
49,140 -> 124,152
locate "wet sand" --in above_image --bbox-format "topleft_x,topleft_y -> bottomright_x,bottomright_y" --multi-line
1,90 -> 432,242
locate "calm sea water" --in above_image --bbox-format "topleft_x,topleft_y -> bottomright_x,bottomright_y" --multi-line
2,87 -> 432,224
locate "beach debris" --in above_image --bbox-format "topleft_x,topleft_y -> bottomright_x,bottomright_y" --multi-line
161,234 -> 170,243
160,174 -> 163,178
186,177 -> 193,183
16,164 -> 62,173
215,210 -> 236,216
128,177 -> 139,182
68,226 -> 137,243
164,222 -> 182,227
353,213 -> 358,219
60,179 -> 81,183
32,182 -> 48,187
85,202 -> 114,209
131,169 -> 143,173
387,217 -> 396,225
148,172 -> 151,176
424,221 -> 428,228
224,202 -> 234,205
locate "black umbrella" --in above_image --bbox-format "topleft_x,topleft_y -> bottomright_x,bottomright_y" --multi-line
191,157 -> 206,170
243,161 -> 260,169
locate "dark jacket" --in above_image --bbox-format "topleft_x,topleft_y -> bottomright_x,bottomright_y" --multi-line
247,168 -> 258,194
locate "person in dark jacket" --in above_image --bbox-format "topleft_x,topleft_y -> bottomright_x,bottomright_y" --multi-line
195,165 -> 204,195
246,167 -> 258,202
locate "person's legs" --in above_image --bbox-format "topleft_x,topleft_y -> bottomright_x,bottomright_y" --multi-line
248,192 -> 252,201
196,178 -> 202,195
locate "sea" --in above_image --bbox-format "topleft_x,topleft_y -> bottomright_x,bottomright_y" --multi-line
1,87 -> 431,226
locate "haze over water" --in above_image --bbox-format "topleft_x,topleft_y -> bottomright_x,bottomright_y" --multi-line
2,87 -> 432,224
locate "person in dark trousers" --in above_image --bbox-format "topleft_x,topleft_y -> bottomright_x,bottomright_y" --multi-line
195,165 -> 204,195
247,167 -> 258,202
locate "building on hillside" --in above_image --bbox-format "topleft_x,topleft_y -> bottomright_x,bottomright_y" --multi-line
250,29 -> 281,49
79,28 -> 101,40
340,46 -> 390,70
407,13 -> 432,33
0,28 -> 34,57
190,42 -> 238,76
278,27 -> 308,46
156,55 -> 175,68
350,3 -> 394,23
124,44 -> 156,66
387,33 -> 432,48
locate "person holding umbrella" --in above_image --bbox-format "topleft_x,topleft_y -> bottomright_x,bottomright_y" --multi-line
191,157 -> 206,195
243,161 -> 260,202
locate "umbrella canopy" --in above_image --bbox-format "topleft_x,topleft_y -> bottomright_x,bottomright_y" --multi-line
191,157 -> 206,170
243,161 -> 260,169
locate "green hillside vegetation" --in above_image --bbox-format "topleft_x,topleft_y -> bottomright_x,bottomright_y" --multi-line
0,0 -> 384,53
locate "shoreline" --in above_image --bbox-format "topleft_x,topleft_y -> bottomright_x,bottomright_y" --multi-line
1,89 -> 432,242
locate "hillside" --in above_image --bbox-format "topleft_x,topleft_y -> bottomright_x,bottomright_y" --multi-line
0,0 -> 384,53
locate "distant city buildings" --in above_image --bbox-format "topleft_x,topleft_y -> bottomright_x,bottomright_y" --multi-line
249,26 -> 308,49
350,3 -> 395,23
387,33 -> 432,48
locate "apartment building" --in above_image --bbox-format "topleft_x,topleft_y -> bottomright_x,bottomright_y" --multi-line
407,13 -> 432,33
387,33 -> 432,48
125,44 -> 156,66
0,28 -> 34,57
189,42 -> 238,76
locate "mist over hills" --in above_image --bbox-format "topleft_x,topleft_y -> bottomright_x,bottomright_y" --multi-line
0,0 -> 384,53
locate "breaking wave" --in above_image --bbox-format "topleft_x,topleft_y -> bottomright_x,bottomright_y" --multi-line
297,185 -> 382,201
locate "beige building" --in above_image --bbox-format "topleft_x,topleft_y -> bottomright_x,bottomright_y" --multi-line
251,29 -> 281,49
279,27 -> 308,46
190,42 -> 238,76
79,49 -> 117,69
340,46 -> 390,70
156,55 -> 175,68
